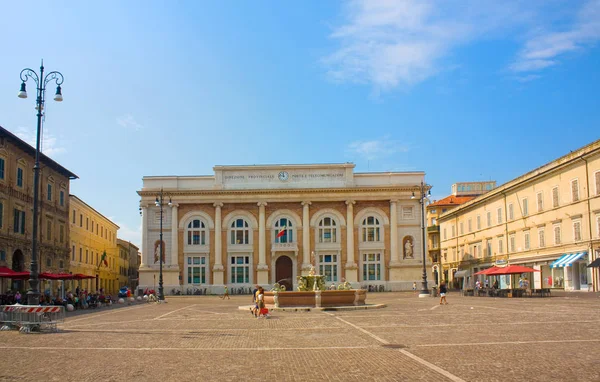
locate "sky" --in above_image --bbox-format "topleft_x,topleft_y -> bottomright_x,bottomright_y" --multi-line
0,0 -> 598,248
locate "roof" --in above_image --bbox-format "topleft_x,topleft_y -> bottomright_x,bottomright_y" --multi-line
0,125 -> 78,179
429,195 -> 475,207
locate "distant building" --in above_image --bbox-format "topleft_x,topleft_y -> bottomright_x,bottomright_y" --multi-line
0,126 -> 77,294
451,181 -> 496,197
69,195 -> 119,294
439,139 -> 600,291
117,238 -> 139,292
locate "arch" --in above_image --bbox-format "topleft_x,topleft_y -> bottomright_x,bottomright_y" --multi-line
0,148 -> 8,157
354,207 -> 390,226
222,210 -> 258,229
179,210 -> 215,229
310,208 -> 346,227
274,255 -> 294,291
12,249 -> 25,272
266,209 -> 302,228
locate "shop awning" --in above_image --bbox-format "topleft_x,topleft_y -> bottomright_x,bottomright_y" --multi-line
454,270 -> 469,278
550,252 -> 587,268
588,258 -> 600,268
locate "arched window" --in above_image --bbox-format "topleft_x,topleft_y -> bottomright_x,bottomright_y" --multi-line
187,219 -> 207,246
318,217 -> 337,243
274,218 -> 294,243
361,216 -> 381,242
230,218 -> 250,245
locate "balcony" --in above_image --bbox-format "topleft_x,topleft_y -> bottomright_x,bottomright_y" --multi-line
427,225 -> 440,233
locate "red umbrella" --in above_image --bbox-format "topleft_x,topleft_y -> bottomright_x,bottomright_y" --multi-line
39,272 -> 75,280
487,265 -> 539,275
473,267 -> 500,276
72,273 -> 95,280
0,266 -> 29,279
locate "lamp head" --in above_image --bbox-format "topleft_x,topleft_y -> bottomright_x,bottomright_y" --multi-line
53,85 -> 63,102
155,197 -> 159,206
168,197 -> 172,207
411,192 -> 415,199
18,82 -> 27,99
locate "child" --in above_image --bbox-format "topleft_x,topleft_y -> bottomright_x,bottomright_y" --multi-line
257,287 -> 265,318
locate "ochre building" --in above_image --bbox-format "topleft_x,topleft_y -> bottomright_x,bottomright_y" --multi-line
138,164 -> 432,294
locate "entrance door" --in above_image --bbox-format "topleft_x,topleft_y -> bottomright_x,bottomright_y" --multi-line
275,256 -> 293,291
12,250 -> 25,291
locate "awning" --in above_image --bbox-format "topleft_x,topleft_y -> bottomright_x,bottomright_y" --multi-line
454,270 -> 469,278
550,252 -> 587,268
588,258 -> 600,268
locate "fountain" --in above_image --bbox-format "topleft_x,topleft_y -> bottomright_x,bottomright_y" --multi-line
264,263 -> 368,308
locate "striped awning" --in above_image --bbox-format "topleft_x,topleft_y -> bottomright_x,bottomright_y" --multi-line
550,252 -> 587,268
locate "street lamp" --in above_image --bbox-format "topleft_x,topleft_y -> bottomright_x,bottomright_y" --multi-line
18,60 -> 64,306
155,189 -> 172,301
412,181 -> 431,298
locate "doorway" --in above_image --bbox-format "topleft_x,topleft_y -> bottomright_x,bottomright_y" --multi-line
275,255 -> 293,291
12,249 -> 25,291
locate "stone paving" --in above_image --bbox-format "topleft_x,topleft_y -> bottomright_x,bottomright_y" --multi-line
1,291 -> 600,381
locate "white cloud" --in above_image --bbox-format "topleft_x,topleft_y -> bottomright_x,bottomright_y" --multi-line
110,218 -> 142,249
116,114 -> 143,131
15,126 -> 66,157
511,0 -> 600,72
324,0 -> 600,89
347,137 -> 409,160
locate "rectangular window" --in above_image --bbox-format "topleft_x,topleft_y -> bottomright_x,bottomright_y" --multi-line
0,202 -> 3,229
451,225 -> 455,238
443,228 -> 447,240
16,168 -> 23,188
430,209 -> 436,214
476,215 -> 481,230
0,158 -> 4,180
230,256 -> 250,284
554,224 -> 561,245
13,209 -> 25,234
46,220 -> 52,241
522,198 -> 528,216
460,222 -> 464,235
80,214 -> 83,227
509,234 -> 515,252
79,248 -> 83,262
498,238 -> 504,254
597,215 -> 600,238
508,204 -> 514,220
487,212 -> 492,227
571,179 -> 579,202
86,218 -> 89,230
59,191 -> 65,207
573,221 -> 582,242
552,187 -> 559,208
188,256 -> 207,284
596,171 -> 600,196
362,253 -> 381,281
319,254 -> 339,282
72,210 -> 76,224
497,208 -> 502,224
538,229 -> 545,247
72,245 -> 75,261
524,231 -> 530,250
59,224 -> 64,243
85,249 -> 89,264
47,184 -> 52,201
486,240 -> 492,256
468,219 -> 472,233
536,192 -> 543,212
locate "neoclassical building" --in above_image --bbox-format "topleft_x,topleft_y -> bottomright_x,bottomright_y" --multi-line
138,164 -> 431,294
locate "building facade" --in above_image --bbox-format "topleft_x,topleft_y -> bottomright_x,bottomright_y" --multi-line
439,140 -> 600,291
0,126 -> 77,293
116,239 -> 130,291
117,239 -> 139,291
69,195 -> 119,294
138,164 -> 432,294
427,181 -> 496,285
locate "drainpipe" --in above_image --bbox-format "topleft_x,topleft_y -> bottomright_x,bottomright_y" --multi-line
582,157 -> 596,292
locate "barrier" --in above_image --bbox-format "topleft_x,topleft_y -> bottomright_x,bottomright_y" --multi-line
0,305 -> 65,333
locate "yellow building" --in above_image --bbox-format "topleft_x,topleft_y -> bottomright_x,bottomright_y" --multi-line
69,195 -> 119,294
439,139 -> 600,291
116,239 -> 132,291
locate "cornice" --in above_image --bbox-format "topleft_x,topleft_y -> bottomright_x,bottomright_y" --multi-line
138,186 -> 415,197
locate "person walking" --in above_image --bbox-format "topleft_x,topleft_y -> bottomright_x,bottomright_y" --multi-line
221,285 -> 230,300
412,281 -> 417,294
439,282 -> 448,305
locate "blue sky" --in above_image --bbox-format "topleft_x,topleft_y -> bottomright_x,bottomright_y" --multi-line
0,0 -> 598,247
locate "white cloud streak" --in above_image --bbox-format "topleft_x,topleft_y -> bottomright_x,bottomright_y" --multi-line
116,114 -> 144,131
347,137 -> 409,161
15,126 -> 66,157
324,0 -> 600,89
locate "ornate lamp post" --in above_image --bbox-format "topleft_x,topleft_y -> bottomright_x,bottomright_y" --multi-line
412,181 -> 431,298
17,61 -> 64,305
155,189 -> 172,301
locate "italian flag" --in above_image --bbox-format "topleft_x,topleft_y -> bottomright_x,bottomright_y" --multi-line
100,251 -> 108,267
276,226 -> 287,238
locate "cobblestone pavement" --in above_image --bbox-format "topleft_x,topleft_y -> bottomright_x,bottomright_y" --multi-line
1,292 -> 600,381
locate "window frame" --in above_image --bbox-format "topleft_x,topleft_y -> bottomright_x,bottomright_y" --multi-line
360,216 -> 382,243
361,252 -> 382,281
573,220 -> 582,242
318,216 -> 338,244
522,198 -> 528,217
230,218 -> 250,245
571,179 -> 579,202
552,186 -> 559,208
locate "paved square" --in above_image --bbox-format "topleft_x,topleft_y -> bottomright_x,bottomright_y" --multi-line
1,292 -> 599,381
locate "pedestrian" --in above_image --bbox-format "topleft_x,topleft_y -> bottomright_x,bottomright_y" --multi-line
15,291 -> 21,304
221,285 -> 230,300
257,287 -> 266,318
412,281 -> 417,293
439,282 -> 448,305
250,285 -> 259,317
484,279 -> 489,288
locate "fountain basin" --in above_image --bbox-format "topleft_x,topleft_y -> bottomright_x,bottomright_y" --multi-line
264,289 -> 367,308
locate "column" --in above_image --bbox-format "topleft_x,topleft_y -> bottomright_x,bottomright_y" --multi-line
213,202 -> 224,288
140,206 -> 148,268
390,200 -> 399,264
257,202 -> 269,285
301,201 -> 311,274
345,200 -> 358,283
170,203 -> 179,269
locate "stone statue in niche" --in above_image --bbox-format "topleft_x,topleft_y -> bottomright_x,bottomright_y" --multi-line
403,236 -> 414,259
154,240 -> 166,264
